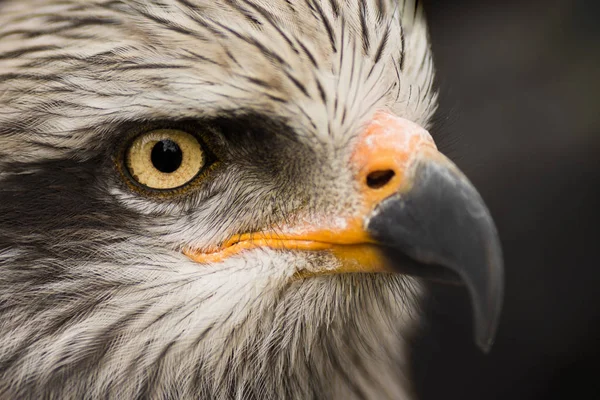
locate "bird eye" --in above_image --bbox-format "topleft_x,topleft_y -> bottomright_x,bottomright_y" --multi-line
125,129 -> 206,190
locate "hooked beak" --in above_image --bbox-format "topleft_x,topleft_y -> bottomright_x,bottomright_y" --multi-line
365,157 -> 504,352
184,112 -> 504,352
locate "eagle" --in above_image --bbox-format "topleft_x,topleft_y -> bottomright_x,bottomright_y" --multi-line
0,0 -> 503,399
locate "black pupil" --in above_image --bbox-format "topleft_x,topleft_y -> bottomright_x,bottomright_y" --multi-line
151,139 -> 183,173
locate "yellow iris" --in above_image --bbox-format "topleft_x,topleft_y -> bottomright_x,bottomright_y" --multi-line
126,129 -> 205,190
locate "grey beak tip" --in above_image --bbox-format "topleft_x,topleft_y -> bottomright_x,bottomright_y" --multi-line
478,337 -> 495,354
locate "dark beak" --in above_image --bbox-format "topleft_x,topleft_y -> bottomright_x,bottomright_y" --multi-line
366,159 -> 504,352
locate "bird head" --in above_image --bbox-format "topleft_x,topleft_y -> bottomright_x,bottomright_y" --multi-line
0,0 -> 502,398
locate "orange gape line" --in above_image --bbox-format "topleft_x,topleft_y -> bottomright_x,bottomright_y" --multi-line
183,237 -> 389,274
183,225 -> 377,264
184,238 -> 334,264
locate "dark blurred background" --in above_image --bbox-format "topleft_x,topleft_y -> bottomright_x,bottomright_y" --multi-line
411,0 -> 600,399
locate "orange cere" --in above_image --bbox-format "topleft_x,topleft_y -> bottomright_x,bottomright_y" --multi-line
184,112 -> 439,270
351,111 -> 438,210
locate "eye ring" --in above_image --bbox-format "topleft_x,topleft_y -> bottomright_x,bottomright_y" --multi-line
124,129 -> 207,191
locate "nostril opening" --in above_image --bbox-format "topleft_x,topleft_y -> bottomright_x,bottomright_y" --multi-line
366,169 -> 396,189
